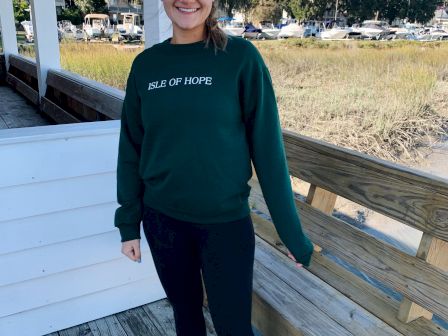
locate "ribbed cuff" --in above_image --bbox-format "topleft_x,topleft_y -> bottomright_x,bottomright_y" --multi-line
118,224 -> 141,243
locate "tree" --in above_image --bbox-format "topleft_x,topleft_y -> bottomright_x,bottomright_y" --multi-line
249,0 -> 283,24
74,0 -> 107,15
13,0 -> 30,23
406,0 -> 438,23
289,0 -> 330,21
219,0 -> 257,17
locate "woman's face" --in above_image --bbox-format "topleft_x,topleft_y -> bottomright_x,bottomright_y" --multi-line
162,0 -> 213,32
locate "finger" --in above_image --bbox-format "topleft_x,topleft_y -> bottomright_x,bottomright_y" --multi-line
134,245 -> 141,260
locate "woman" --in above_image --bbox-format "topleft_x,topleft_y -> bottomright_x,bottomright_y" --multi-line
114,0 -> 314,335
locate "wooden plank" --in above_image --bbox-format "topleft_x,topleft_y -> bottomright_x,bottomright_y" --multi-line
398,234 -> 448,323
40,96 -> 81,124
59,323 -> 94,336
0,230 -> 149,286
0,278 -> 165,336
283,131 -> 448,242
0,253 -> 156,317
253,257 -> 354,336
295,199 -> 448,322
306,184 -> 338,252
46,69 -> 123,120
306,184 -> 338,214
251,213 -> 448,336
115,306 -> 163,336
255,236 -> 403,335
87,314 -> 126,336
6,73 -> 39,105
0,172 -> 116,223
9,54 -> 38,79
0,203 -> 118,255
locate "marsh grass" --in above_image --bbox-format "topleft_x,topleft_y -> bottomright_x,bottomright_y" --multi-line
19,39 -> 448,162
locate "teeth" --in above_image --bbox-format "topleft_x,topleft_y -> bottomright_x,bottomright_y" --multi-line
178,7 -> 198,12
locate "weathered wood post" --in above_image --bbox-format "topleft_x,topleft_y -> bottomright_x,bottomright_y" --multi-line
306,185 -> 338,253
143,0 -> 172,49
397,233 -> 448,322
29,0 -> 61,99
0,0 -> 19,71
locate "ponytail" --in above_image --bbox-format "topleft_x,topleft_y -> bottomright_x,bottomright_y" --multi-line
204,1 -> 228,54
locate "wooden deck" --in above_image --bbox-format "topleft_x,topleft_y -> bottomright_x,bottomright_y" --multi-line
0,85 -> 51,129
1,53 -> 447,336
43,298 -> 221,336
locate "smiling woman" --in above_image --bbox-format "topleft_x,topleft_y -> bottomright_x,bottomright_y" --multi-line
115,0 -> 314,335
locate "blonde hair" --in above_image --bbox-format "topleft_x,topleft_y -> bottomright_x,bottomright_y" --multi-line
203,1 -> 228,54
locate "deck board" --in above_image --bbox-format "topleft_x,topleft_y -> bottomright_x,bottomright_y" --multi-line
0,85 -> 52,129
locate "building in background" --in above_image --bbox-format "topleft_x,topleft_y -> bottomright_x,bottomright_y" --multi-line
106,0 -> 142,24
55,0 -> 66,15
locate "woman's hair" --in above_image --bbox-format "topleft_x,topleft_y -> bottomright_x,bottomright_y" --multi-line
204,1 -> 228,54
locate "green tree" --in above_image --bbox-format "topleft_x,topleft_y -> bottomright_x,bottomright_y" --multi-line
406,0 -> 438,23
289,0 -> 330,21
13,0 -> 30,23
73,0 -> 107,15
220,0 -> 258,17
249,0 -> 284,24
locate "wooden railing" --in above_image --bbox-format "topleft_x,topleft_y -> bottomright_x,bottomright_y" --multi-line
249,133 -> 448,335
3,53 -> 448,335
5,54 -> 39,105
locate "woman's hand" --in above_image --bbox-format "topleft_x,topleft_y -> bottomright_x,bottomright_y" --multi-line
287,249 -> 303,268
121,239 -> 141,263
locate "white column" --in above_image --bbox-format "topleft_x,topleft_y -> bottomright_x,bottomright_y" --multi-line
144,0 -> 172,48
29,0 -> 61,98
0,0 -> 19,70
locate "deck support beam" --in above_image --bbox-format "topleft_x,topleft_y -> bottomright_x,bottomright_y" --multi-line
0,0 -> 18,70
29,0 -> 61,99
143,0 -> 172,48
397,233 -> 448,322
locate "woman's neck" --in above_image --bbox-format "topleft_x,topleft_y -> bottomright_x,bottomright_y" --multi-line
171,25 -> 206,44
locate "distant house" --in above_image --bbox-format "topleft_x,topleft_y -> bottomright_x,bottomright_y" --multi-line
432,6 -> 448,26
106,0 -> 142,24
55,0 -> 65,15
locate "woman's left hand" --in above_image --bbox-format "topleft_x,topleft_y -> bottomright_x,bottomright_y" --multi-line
287,249 -> 303,268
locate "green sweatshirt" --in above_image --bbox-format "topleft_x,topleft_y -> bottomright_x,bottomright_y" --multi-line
114,35 -> 314,266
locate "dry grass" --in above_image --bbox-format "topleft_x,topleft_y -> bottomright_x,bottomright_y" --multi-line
19,39 -> 448,163
253,39 -> 448,163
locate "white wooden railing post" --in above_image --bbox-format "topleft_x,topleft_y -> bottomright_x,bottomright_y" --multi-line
29,0 -> 61,99
144,0 -> 172,48
0,0 -> 19,70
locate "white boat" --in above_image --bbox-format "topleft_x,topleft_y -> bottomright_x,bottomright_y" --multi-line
320,26 -> 350,40
278,22 -> 308,38
116,13 -> 143,41
58,20 -> 84,40
20,20 -> 34,43
83,13 -> 114,40
219,20 -> 245,36
258,21 -> 281,39
351,20 -> 390,39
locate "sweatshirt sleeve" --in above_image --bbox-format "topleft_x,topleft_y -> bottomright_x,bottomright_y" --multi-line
240,43 -> 314,267
114,63 -> 145,242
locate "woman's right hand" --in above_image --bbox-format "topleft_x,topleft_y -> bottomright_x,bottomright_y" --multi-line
121,239 -> 141,262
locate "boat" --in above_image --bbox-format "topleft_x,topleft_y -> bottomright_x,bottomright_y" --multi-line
218,18 -> 245,36
320,26 -> 350,40
351,20 -> 391,40
116,13 -> 143,41
83,13 -> 114,40
258,21 -> 281,39
58,20 -> 84,40
278,21 -> 310,38
20,20 -> 34,43
242,23 -> 263,39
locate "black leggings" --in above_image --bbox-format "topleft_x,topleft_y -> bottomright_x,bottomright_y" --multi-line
142,205 -> 256,336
